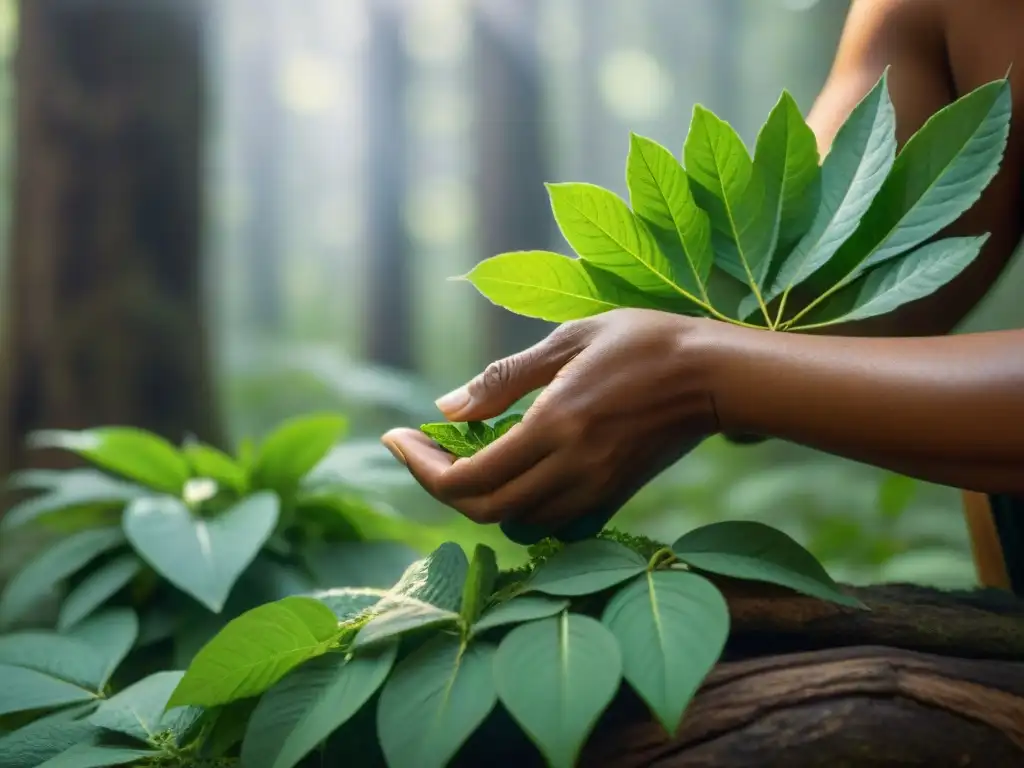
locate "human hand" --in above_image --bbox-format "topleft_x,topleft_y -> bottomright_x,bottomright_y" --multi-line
380,309 -> 725,534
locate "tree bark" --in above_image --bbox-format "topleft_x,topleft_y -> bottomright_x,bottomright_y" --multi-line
0,0 -> 224,486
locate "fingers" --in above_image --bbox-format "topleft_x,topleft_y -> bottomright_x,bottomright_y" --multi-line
434,321 -> 590,422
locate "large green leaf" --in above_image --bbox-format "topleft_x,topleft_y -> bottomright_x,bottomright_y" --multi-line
0,528 -> 126,629
36,745 -> 157,768
182,442 -> 247,494
0,632 -> 107,690
380,542 -> 469,613
602,572 -> 729,735
460,251 -> 662,322
0,665 -> 96,716
123,492 -> 279,612
0,470 -> 144,533
241,644 -> 397,768
250,414 -> 348,496
494,613 -> 622,768
58,554 -> 143,631
626,133 -> 714,299
672,521 -> 863,608
67,609 -> 139,688
472,596 -> 570,637
377,636 -> 498,768
28,428 -> 190,495
547,182 -> 703,308
167,597 -> 340,709
89,672 -> 201,745
526,539 -> 647,597
353,598 -> 460,650
460,544 -> 498,626
0,704 -> 100,768
768,73 -> 896,299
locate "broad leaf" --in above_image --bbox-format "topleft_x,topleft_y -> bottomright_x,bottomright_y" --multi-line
768,73 -> 896,299
602,571 -> 729,735
89,671 -> 201,745
353,598 -> 460,650
28,428 -> 190,495
0,470 -> 143,533
0,528 -> 126,629
0,705 -> 99,768
526,539 -> 647,597
379,542 -> 469,613
472,596 -> 570,636
672,521 -> 863,608
58,554 -> 143,631
0,665 -> 96,716
311,587 -> 386,622
494,613 -> 622,768
461,251 -> 662,322
626,133 -> 713,299
167,596 -> 341,709
0,632 -> 107,690
378,636 -> 498,768
123,492 -> 279,612
241,644 -> 397,768
460,544 -> 498,625
67,609 -> 139,687
36,745 -> 157,768
547,182 -> 702,307
182,442 -> 247,494
419,422 -> 492,459
250,413 -> 348,496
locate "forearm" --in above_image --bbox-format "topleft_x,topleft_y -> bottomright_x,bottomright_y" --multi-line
704,322 -> 1024,494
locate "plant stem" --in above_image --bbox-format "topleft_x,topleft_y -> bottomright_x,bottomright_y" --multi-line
781,275 -> 850,329
647,547 -> 677,570
773,287 -> 790,329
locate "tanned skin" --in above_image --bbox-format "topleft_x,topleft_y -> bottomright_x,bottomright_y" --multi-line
381,1 -> 1024,566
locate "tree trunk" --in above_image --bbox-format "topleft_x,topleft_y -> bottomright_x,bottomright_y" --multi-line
0,0 -> 223,486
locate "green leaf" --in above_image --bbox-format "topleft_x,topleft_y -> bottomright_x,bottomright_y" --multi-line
67,609 -> 139,688
353,598 -> 460,650
526,539 -> 647,597
311,587 -> 387,622
123,492 -> 279,612
377,636 -> 498,768
58,554 -> 143,631
602,571 -> 729,735
547,182 -> 702,307
89,672 -> 201,745
806,235 -> 986,327
0,632 -> 107,690
241,644 -> 397,768
0,665 -> 97,716
167,597 -> 340,709
672,521 -> 863,608
626,133 -> 714,300
1,470 -> 143,533
461,251 -> 663,322
250,413 -> 348,496
492,413 -> 523,439
494,613 -> 622,768
381,542 -> 469,613
182,442 -> 247,494
36,745 -> 157,768
752,90 -> 820,276
768,72 -> 896,299
472,596 -> 570,636
460,545 -> 498,626
824,78 -> 1011,284
0,705 -> 100,768
28,428 -> 190,495
683,105 -> 773,303
0,528 -> 126,630
419,422 -> 490,459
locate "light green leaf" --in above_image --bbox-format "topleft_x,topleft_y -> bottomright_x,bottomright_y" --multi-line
0,665 -> 96,716
768,72 -> 896,299
89,671 -> 201,745
380,542 -> 469,613
311,587 -> 387,622
672,521 -> 863,608
183,442 -> 247,494
827,78 -> 1011,283
461,544 -> 498,625
602,571 -> 728,735
419,422 -> 491,459
807,235 -> 986,327
461,251 -> 663,322
36,745 -> 157,768
1,470 -> 144,533
167,597 -> 340,709
683,105 -> 773,304
378,636 -> 498,768
0,704 -> 100,768
58,554 -> 143,631
752,90 -> 820,279
0,527 -> 126,630
626,133 -> 713,299
0,632 -> 107,690
250,413 -> 348,496
123,492 -> 279,612
526,539 -> 647,597
353,598 -> 460,650
472,596 -> 570,636
67,609 -> 139,688
28,428 -> 190,495
241,644 -> 397,768
547,182 -> 702,307
494,613 -> 622,768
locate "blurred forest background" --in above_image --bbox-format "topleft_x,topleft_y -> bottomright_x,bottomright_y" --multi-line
1,0 -> 1023,587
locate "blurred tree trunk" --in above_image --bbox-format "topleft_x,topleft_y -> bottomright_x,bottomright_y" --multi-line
0,0 -> 224,486
364,1 -> 413,370
473,0 -> 553,360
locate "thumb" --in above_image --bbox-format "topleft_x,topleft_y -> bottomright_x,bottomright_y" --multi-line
435,323 -> 588,421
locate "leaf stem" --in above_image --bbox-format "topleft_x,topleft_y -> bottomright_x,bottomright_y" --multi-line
781,276 -> 849,329
772,287 -> 790,329
647,547 -> 677,570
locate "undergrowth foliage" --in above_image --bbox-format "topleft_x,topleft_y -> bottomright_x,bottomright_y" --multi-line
0,73 -> 1012,768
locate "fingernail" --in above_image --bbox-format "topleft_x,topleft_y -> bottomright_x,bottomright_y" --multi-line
381,439 -> 407,467
435,386 -> 471,417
